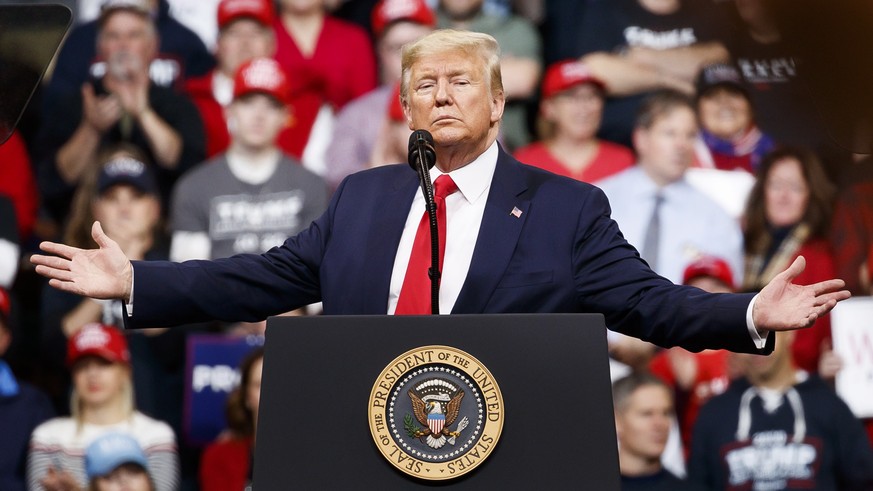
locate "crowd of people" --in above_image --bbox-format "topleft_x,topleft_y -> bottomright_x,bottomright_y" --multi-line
2,0 -> 873,490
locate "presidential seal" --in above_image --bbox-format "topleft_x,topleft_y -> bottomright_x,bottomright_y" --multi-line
368,345 -> 504,480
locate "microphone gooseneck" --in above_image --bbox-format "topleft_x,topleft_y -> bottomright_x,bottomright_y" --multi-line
407,130 -> 440,315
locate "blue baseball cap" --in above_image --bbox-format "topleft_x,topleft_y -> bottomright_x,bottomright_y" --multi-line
97,156 -> 158,196
696,63 -> 748,99
85,432 -> 149,479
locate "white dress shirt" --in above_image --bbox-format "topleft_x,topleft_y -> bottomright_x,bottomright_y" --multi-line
387,141 -> 499,315
597,166 -> 744,285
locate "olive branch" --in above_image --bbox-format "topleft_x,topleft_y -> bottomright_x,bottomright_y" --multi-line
404,414 -> 424,438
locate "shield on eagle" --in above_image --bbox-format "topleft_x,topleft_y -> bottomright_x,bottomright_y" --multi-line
428,412 -> 445,434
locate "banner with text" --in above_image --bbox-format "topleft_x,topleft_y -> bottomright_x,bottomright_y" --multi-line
831,297 -> 873,418
184,334 -> 264,445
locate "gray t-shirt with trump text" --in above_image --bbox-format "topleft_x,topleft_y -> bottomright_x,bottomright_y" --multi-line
171,154 -> 328,259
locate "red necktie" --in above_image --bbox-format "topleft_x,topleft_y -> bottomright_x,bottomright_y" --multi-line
395,175 -> 459,315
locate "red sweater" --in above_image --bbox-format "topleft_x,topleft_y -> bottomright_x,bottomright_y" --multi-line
273,16 -> 376,110
271,16 -> 376,162
787,238 -> 837,373
199,437 -> 252,491
513,140 -> 634,184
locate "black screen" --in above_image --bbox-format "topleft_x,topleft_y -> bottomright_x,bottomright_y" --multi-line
0,4 -> 71,145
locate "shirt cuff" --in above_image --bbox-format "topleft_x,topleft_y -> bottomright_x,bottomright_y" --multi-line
745,293 -> 769,349
125,266 -> 134,317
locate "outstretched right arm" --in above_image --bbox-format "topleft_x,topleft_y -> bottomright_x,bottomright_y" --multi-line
31,221 -> 133,301
32,218 -> 326,329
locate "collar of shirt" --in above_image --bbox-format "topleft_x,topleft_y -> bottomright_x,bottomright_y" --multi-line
429,140 -> 499,206
226,150 -> 282,185
625,165 -> 697,204
602,165 -> 734,283
388,140 -> 499,314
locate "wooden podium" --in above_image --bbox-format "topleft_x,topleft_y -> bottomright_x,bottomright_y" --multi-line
254,314 -> 620,489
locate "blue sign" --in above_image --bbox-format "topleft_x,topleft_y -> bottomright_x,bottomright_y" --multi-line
184,334 -> 264,446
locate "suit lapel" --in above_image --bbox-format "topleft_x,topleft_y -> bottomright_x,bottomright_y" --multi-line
360,168 -> 419,313
454,149 -> 530,313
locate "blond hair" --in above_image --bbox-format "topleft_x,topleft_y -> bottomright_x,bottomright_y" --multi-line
400,29 -> 503,106
72,365 -> 136,432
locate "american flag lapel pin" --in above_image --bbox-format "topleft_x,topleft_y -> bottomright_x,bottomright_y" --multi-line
510,206 -> 523,218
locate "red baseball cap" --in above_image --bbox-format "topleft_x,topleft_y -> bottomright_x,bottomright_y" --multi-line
371,0 -> 435,38
217,0 -> 274,30
682,256 -> 735,289
233,57 -> 291,105
541,60 -> 605,99
67,323 -> 130,367
388,83 -> 404,122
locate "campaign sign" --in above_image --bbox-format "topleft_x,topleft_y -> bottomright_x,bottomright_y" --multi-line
184,334 -> 264,445
831,297 -> 873,418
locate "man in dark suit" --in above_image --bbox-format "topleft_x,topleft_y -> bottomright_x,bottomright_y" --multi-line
32,30 -> 849,355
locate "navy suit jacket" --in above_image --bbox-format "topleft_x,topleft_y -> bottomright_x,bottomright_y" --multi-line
128,148 -> 771,354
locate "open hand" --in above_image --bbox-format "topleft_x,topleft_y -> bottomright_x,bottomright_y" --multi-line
81,83 -> 122,132
31,221 -> 133,302
752,256 -> 851,332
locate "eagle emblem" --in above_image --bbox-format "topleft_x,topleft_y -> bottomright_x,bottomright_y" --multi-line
405,378 -> 469,449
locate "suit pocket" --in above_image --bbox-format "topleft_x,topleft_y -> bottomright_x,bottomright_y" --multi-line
495,270 -> 554,288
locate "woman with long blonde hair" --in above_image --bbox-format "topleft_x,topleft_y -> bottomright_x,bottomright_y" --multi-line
27,323 -> 178,491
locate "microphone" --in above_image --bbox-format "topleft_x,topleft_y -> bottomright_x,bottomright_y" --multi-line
407,129 -> 436,172
407,130 -> 440,314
